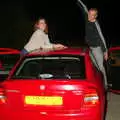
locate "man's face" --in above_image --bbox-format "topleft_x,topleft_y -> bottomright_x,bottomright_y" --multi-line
88,10 -> 97,22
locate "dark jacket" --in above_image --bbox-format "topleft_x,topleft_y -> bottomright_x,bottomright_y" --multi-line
86,21 -> 107,52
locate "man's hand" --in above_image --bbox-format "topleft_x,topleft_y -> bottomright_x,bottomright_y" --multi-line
104,52 -> 108,61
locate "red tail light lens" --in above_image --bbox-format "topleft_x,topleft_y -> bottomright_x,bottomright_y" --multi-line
0,87 -> 6,104
83,89 -> 99,107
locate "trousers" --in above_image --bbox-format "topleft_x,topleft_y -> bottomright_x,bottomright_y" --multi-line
89,47 -> 107,87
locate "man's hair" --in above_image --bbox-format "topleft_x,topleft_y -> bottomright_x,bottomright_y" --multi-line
89,8 -> 98,15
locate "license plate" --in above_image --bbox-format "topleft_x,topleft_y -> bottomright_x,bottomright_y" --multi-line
25,96 -> 63,105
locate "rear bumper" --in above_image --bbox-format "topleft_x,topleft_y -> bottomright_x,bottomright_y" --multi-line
0,107 -> 102,120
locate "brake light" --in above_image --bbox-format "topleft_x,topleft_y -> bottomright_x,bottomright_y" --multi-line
83,89 -> 99,107
0,87 -> 6,104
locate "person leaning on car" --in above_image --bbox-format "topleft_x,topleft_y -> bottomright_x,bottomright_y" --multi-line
77,0 -> 108,88
20,17 -> 67,56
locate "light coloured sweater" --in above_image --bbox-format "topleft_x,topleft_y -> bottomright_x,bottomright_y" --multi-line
24,29 -> 53,52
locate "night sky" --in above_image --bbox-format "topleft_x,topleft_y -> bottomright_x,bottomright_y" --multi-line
0,0 -> 119,49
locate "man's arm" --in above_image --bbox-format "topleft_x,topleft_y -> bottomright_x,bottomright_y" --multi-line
77,0 -> 88,13
95,21 -> 108,60
76,0 -> 89,23
95,21 -> 108,52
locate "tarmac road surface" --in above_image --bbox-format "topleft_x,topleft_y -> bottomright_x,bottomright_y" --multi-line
106,92 -> 120,120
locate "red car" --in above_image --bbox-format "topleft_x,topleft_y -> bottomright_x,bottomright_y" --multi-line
0,48 -> 20,81
0,47 -> 106,120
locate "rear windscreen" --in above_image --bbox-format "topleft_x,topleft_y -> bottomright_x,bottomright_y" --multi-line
12,56 -> 86,80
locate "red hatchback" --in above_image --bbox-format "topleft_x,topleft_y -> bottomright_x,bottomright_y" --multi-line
0,47 -> 106,120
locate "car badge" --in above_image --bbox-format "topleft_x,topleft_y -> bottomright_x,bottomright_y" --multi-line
40,85 -> 45,90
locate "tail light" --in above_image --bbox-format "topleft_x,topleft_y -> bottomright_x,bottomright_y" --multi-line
83,88 -> 99,107
0,87 -> 6,104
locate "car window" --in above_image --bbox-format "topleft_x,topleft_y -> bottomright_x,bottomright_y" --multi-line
0,54 -> 20,81
0,54 -> 20,71
110,50 -> 120,58
12,56 -> 86,80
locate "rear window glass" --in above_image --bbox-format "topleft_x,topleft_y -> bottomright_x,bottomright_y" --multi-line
12,55 -> 86,80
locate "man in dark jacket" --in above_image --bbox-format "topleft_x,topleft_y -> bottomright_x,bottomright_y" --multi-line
77,0 -> 108,88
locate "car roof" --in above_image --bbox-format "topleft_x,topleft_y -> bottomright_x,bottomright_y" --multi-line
109,46 -> 120,51
0,48 -> 20,54
26,47 -> 89,57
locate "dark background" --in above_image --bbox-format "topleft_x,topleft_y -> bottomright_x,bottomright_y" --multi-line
0,0 -> 119,49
